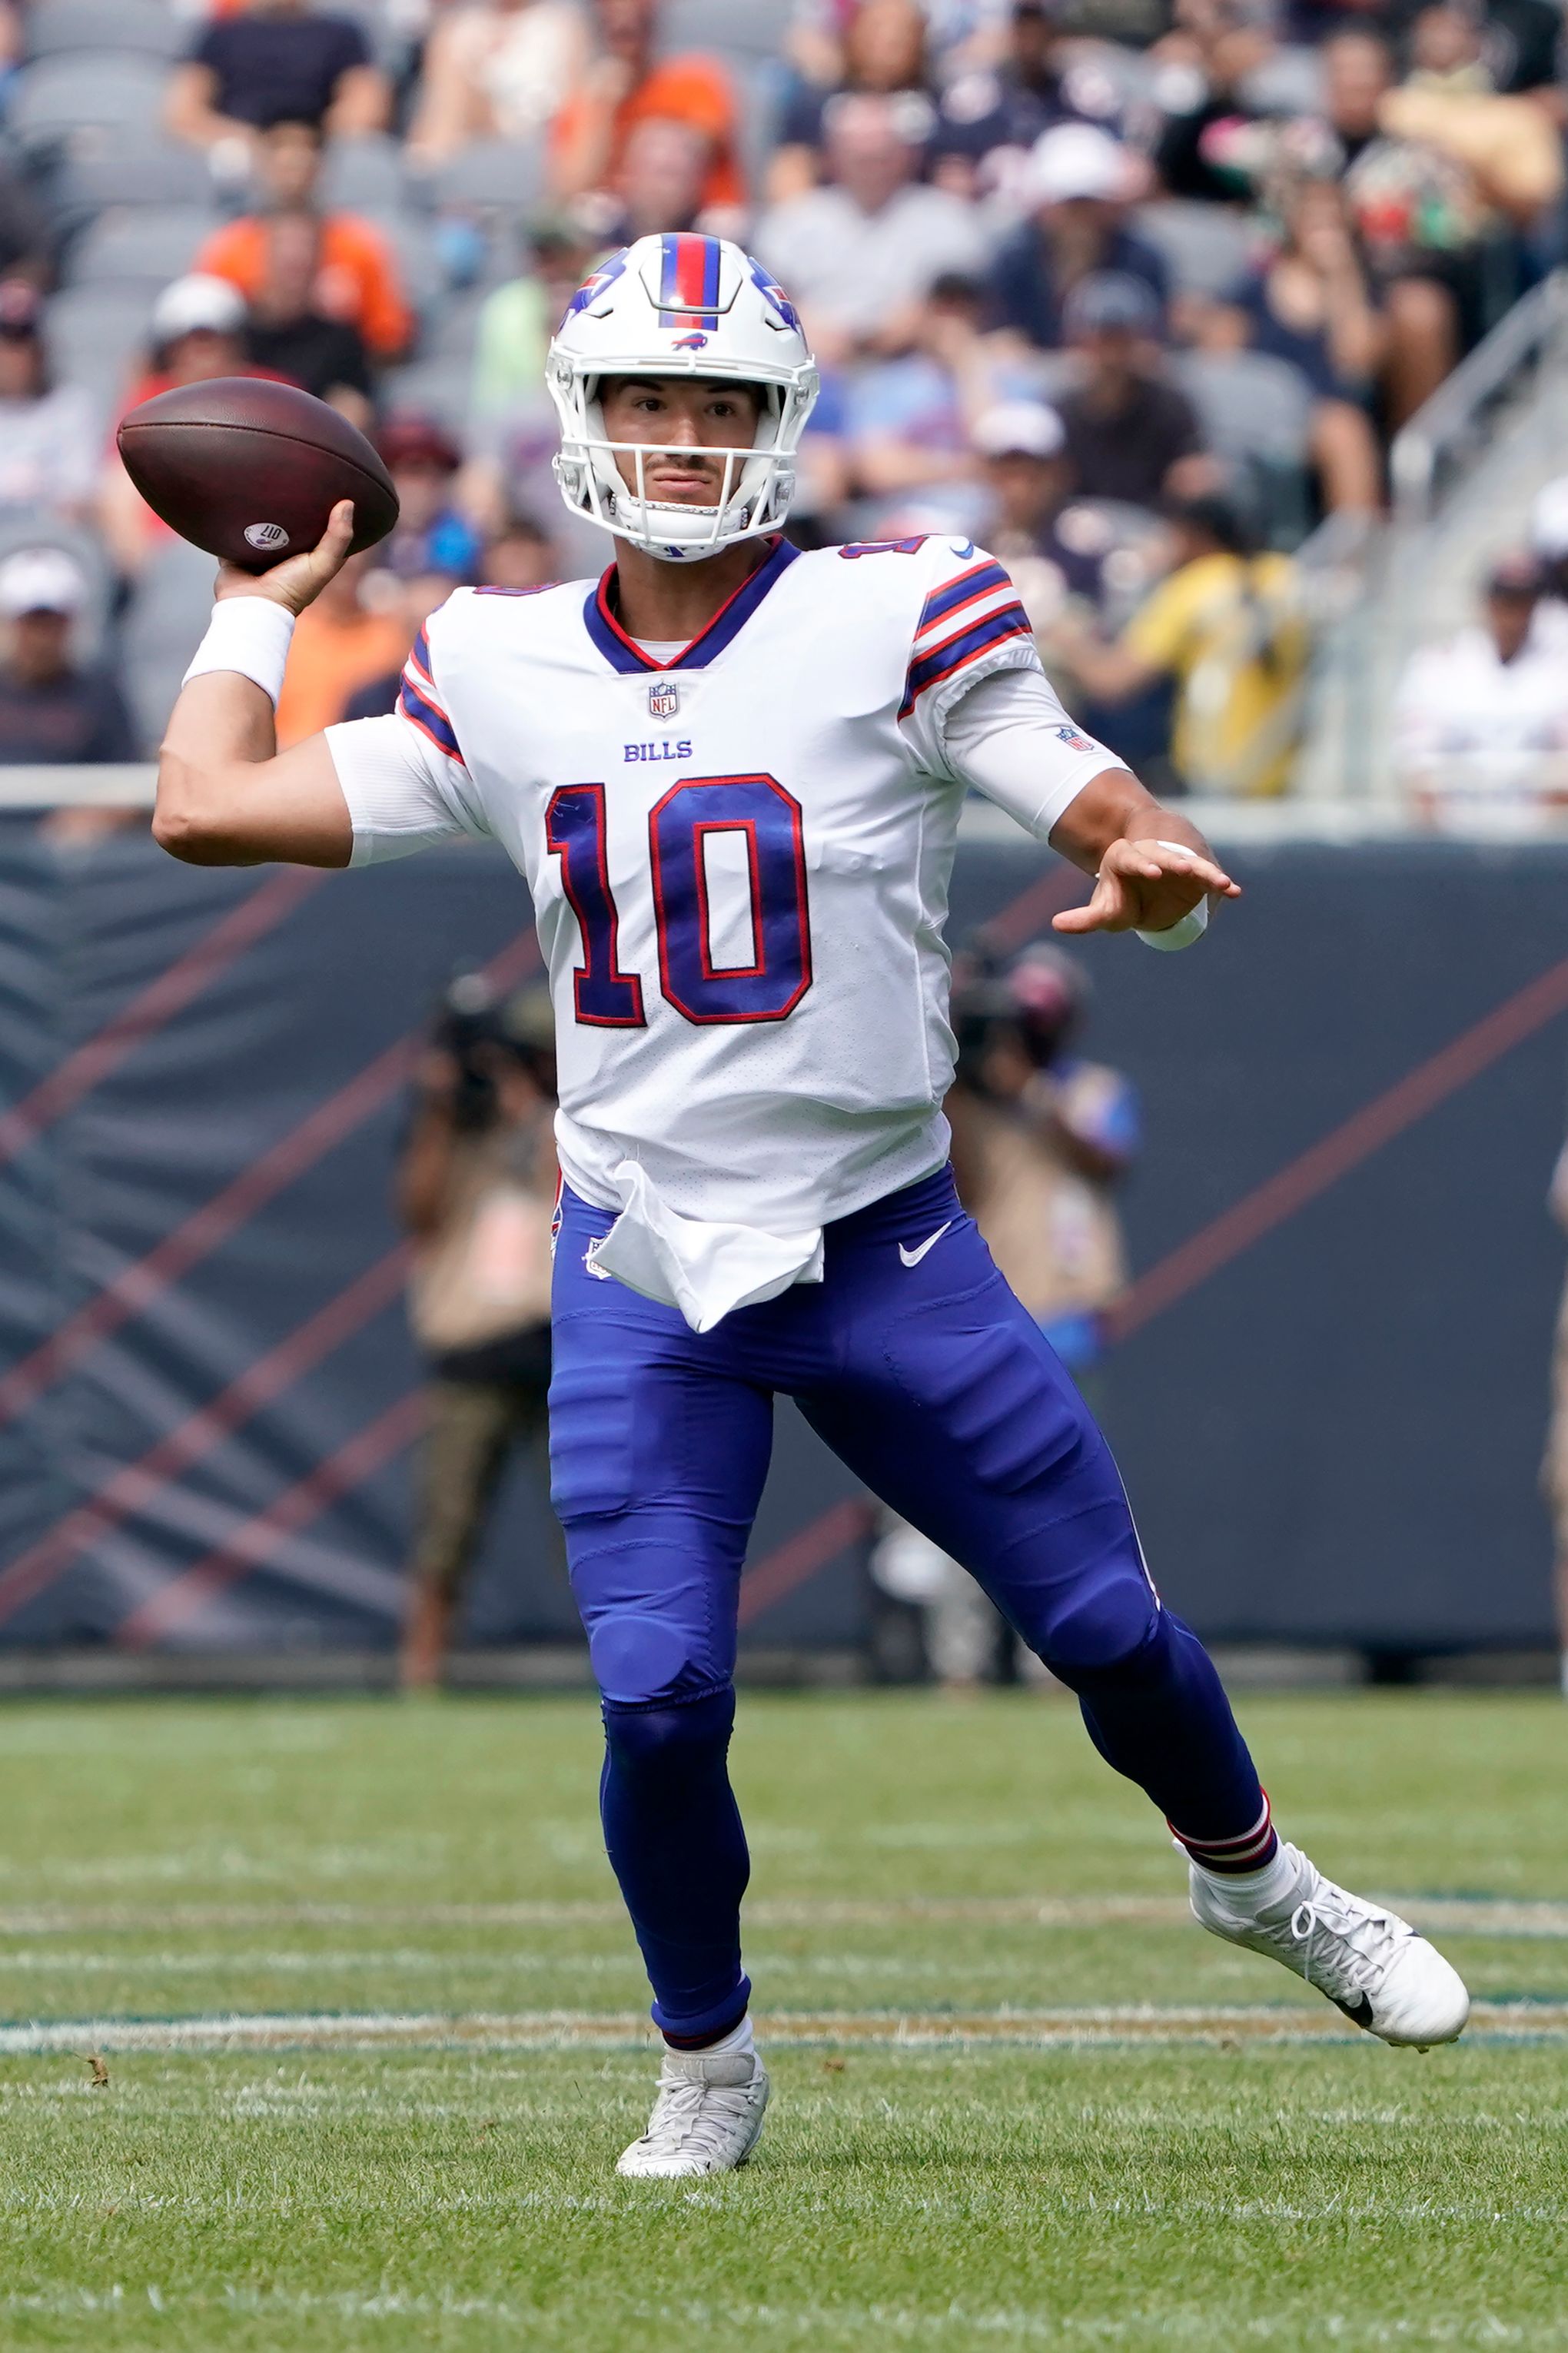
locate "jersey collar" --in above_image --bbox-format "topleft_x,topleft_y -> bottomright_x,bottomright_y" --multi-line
583,535 -> 799,675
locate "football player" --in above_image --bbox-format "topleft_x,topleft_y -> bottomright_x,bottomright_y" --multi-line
153,234 -> 1469,2176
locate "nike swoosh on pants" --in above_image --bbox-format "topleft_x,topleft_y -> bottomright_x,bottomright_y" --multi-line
898,1221 -> 954,1268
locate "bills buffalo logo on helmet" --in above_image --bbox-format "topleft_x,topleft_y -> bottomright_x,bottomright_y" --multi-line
673,332 -> 709,350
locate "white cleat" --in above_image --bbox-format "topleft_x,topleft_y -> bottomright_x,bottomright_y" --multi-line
615,2047 -> 770,2179
1191,1841 -> 1470,2049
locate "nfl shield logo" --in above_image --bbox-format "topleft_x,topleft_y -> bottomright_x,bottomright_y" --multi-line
649,679 -> 679,719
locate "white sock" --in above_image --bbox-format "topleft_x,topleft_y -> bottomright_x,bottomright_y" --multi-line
1193,1839 -> 1301,1914
666,2012 -> 754,2062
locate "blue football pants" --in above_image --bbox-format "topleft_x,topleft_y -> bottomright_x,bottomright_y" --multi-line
550,1165 -> 1266,2040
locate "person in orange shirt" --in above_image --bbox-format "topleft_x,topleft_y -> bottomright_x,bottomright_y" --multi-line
548,0 -> 743,218
273,550 -> 409,746
194,118 -> 413,360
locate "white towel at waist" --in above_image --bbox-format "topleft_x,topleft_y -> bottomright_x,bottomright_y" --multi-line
586,1160 -> 825,1334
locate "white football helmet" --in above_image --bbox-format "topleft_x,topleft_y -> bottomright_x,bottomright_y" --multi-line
546,233 -> 819,564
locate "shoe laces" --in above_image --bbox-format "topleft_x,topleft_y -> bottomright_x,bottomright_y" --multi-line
643,2067 -> 756,2162
1287,1879 -> 1404,1999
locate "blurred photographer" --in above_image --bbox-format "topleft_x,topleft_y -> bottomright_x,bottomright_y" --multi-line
397,977 -> 563,1689
869,946 -> 1141,1687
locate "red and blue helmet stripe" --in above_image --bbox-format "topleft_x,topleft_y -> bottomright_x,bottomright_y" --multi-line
658,233 -> 723,330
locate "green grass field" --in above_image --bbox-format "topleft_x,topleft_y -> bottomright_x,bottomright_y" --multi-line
0,1688 -> 1565,2351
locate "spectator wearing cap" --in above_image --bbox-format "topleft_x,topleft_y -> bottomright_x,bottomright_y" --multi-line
0,552 -> 135,768
1054,271 -> 1208,508
974,400 -> 1112,608
409,0 -> 589,164
374,417 -> 483,583
100,276 -> 285,577
0,284 -> 97,520
987,122 -> 1168,352
549,0 -> 746,218
165,0 -> 390,155
769,0 -> 938,204
935,0 -> 1126,204
1393,553 -> 1568,826
193,121 -> 413,364
1043,494 -> 1308,796
756,92 -> 992,369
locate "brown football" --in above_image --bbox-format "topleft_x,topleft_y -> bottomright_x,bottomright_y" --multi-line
116,377 -> 400,573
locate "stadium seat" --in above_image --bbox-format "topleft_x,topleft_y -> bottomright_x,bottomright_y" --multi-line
44,284 -> 152,427
53,136 -> 217,214
421,287 -> 488,367
8,54 -> 168,155
0,514 -> 115,662
1173,349 -> 1313,464
1171,348 -> 1314,543
418,138 -> 546,219
654,0 -> 793,65
361,211 -> 447,316
378,354 -> 473,430
65,208 -> 214,293
317,134 -> 405,214
1134,201 -> 1257,300
121,540 -> 225,756
22,0 -> 184,61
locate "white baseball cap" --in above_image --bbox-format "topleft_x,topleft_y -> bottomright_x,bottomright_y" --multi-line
973,400 -> 1067,460
1531,476 -> 1568,560
0,547 -> 87,617
151,272 -> 246,345
1029,122 -> 1130,205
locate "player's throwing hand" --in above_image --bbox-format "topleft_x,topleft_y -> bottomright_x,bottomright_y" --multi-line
214,499 -> 357,616
1052,836 -> 1241,938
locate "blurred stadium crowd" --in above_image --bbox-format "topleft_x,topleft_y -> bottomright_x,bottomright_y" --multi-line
1,0 -> 1567,793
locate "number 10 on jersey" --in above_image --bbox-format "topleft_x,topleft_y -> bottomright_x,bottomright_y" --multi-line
546,774 -> 813,1028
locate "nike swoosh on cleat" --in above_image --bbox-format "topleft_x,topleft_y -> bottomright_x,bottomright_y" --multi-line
1334,1993 -> 1376,2031
899,1221 -> 954,1268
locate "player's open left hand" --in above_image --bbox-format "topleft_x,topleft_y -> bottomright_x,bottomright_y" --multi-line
214,499 -> 356,616
1052,836 -> 1241,938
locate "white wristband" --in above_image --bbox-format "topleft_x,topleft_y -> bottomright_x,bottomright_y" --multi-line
1135,839 -> 1211,952
182,597 -> 296,707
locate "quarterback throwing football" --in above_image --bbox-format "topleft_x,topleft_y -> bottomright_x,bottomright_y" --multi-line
154,234 -> 1468,2175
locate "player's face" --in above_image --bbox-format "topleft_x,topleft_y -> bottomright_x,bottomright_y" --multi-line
599,377 -> 763,507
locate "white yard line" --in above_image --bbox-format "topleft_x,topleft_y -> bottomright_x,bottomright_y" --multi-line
0,1999 -> 1564,2055
0,1893 -> 1563,1936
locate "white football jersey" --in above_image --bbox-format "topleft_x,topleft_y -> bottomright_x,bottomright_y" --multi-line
327,533 -> 1119,1290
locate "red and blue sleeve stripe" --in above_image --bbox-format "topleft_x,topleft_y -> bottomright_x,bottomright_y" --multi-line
915,560 -> 1012,635
658,233 -> 722,330
900,600 -> 1034,717
397,626 -> 463,762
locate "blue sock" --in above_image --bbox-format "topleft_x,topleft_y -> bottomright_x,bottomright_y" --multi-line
1065,1610 -> 1277,1870
599,1685 -> 752,2041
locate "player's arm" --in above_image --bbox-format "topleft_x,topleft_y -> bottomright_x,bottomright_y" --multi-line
153,504 -> 357,869
935,660 -> 1237,942
1047,764 -> 1239,941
